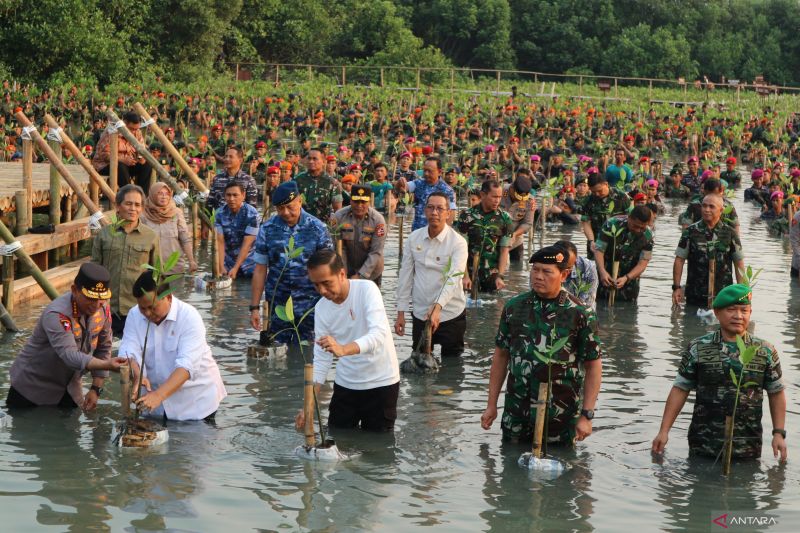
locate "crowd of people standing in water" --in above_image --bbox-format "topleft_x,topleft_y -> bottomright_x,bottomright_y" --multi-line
1,83 -> 794,467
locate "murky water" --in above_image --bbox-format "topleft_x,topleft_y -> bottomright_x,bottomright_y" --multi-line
1,183 -> 798,532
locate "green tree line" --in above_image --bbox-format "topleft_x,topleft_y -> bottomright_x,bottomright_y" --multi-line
1,0 -> 798,87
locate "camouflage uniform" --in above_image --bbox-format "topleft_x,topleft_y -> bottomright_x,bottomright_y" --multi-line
214,203 -> 260,277
675,220 -> 744,307
581,189 -> 631,255
252,210 -> 333,345
456,206 -> 513,291
594,216 -> 654,302
293,171 -> 343,222
720,169 -> 742,187
495,289 -> 602,444
665,180 -> 691,199
207,169 -> 259,211
674,331 -> 784,458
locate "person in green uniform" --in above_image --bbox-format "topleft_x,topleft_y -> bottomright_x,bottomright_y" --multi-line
594,205 -> 654,303
481,245 -> 603,445
294,148 -> 342,222
652,284 -> 787,461
456,179 -> 514,293
581,172 -> 631,258
673,195 -> 744,308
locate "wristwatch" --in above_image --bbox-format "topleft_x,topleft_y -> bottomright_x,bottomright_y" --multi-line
249,305 -> 260,312
90,385 -> 103,397
772,428 -> 787,439
671,284 -> 682,290
580,409 -> 595,420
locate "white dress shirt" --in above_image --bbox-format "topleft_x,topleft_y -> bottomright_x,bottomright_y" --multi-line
119,297 -> 227,420
313,280 -> 400,390
396,224 -> 468,322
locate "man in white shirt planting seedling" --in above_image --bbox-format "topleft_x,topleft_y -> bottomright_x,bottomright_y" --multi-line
295,249 -> 400,432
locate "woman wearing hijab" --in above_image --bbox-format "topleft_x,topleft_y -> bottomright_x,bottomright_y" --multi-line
140,182 -> 197,275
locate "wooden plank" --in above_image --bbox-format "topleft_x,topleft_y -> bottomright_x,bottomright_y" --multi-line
0,162 -> 92,213
14,210 -> 114,256
0,257 -> 89,307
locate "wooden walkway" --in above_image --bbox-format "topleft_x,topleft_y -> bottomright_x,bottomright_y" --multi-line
0,162 -> 91,213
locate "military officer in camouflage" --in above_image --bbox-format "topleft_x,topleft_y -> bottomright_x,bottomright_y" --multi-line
500,173 -> 537,261
673,195 -> 745,307
581,172 -> 631,258
652,284 -> 787,461
294,148 -> 342,222
333,185 -> 387,285
481,246 -> 603,445
594,205 -> 654,303
250,181 -> 333,345
457,180 -> 514,292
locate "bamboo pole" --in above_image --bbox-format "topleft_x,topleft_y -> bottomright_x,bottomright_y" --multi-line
0,300 -> 18,331
22,139 -> 32,225
110,132 -> 119,191
43,115 -> 116,203
132,103 -> 209,194
533,382 -> 549,459
15,190 -> 29,235
48,138 -> 62,226
470,253 -> 480,303
14,112 -> 109,227
1,255 -> 13,313
303,364 -> 315,446
397,215 -> 404,269
0,219 -> 59,300
120,362 -> 131,418
609,261 -> 620,306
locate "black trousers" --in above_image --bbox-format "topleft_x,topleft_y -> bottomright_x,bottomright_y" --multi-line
328,382 -> 399,431
6,386 -> 78,409
411,310 -> 466,358
100,162 -> 152,195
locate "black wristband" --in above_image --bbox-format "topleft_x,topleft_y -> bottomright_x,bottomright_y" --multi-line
672,284 -> 682,290
249,305 -> 260,312
773,428 -> 787,439
90,385 -> 103,396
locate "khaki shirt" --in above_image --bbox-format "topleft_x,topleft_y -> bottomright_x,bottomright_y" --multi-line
9,293 -> 112,405
92,222 -> 159,316
334,206 -> 386,280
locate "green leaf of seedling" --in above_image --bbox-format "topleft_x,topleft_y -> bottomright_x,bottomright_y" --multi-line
290,246 -> 305,259
285,296 -> 295,323
729,368 -> 739,386
163,273 -> 184,284
735,335 -> 747,357
275,305 -> 289,323
157,288 -> 174,300
533,350 -> 551,365
141,263 -> 155,271
164,250 -> 181,273
742,381 -> 759,388
299,340 -> 310,347
740,346 -> 757,367
548,336 -> 570,356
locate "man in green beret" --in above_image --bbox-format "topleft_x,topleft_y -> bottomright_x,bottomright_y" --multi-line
481,245 -> 603,446
652,284 -> 787,461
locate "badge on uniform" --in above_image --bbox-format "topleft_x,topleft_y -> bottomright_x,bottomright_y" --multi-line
59,316 -> 72,332
376,224 -> 385,237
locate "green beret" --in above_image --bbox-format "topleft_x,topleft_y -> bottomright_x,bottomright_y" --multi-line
712,284 -> 752,309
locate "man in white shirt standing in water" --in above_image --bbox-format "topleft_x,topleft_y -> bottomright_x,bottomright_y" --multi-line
296,249 -> 400,432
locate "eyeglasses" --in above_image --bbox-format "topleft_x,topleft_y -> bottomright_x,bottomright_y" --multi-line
425,206 -> 448,213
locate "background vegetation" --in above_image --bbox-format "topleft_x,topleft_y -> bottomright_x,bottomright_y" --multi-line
1,0 -> 798,87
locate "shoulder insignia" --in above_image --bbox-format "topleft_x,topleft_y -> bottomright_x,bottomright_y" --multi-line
376,224 -> 386,237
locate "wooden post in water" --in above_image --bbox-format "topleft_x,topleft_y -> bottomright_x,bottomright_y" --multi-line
303,364 -> 315,447
470,253 -> 480,304
723,415 -> 734,475
48,138 -> 62,226
532,382 -> 549,458
0,300 -> 18,331
120,361 -> 131,418
15,190 -> 29,235
1,254 -> 13,313
609,260 -> 620,306
0,219 -> 59,300
22,140 -> 33,225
